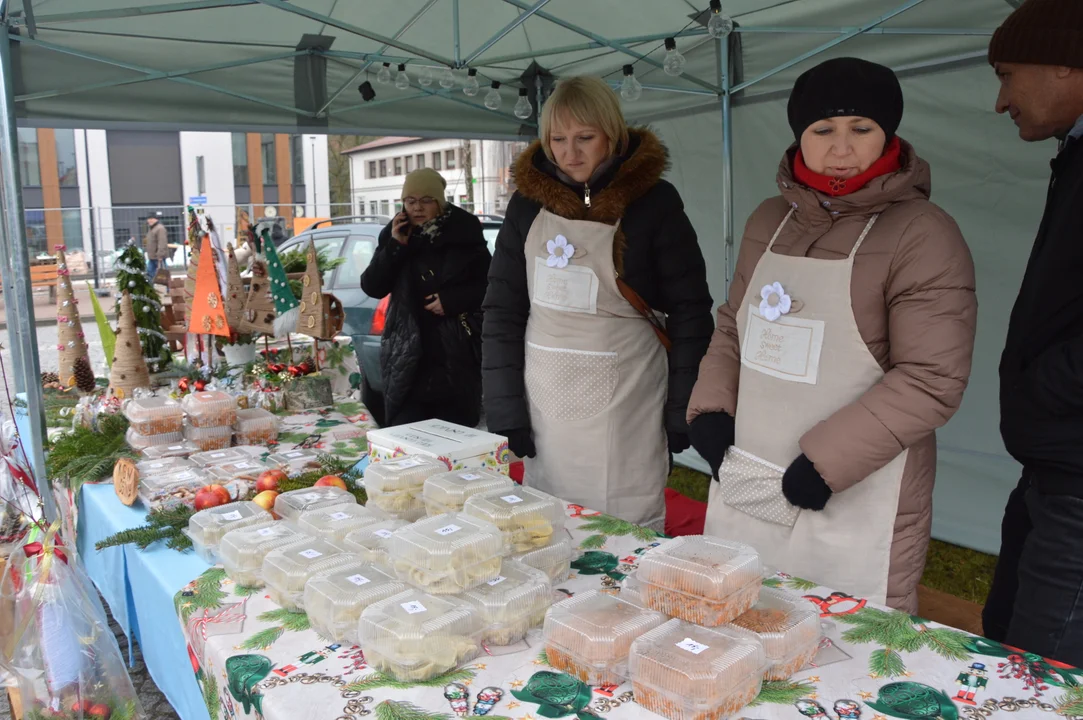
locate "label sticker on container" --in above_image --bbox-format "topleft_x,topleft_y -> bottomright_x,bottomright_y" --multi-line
257,527 -> 277,537
676,638 -> 709,654
435,524 -> 462,536
220,511 -> 243,521
285,451 -> 303,458
394,458 -> 426,468
501,495 -> 524,504
460,473 -> 482,481
486,576 -> 506,586
168,445 -> 184,450
329,511 -> 351,521
147,462 -> 165,469
211,452 -> 227,458
302,492 -> 322,501
373,529 -> 394,539
234,462 -> 253,469
401,600 -> 427,614
347,574 -> 371,587
298,548 -> 323,559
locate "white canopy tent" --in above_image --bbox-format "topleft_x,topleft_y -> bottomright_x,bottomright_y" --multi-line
0,0 -> 1048,553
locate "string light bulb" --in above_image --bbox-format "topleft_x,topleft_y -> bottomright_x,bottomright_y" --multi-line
513,87 -> 532,119
439,67 -> 456,89
464,68 -> 480,97
707,0 -> 734,39
620,65 -> 642,101
377,62 -> 392,84
395,64 -> 410,90
419,67 -> 434,87
485,81 -> 502,110
663,37 -> 686,76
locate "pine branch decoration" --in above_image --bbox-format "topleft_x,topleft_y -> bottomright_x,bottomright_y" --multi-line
346,667 -> 476,693
919,627 -> 972,661
47,415 -> 136,491
868,648 -> 907,678
202,673 -> 220,720
1057,686 -> 1083,717
99,505 -> 194,553
749,680 -> 818,707
375,700 -> 453,720
579,534 -> 606,550
576,514 -> 662,542
176,568 -> 228,623
239,626 -> 285,651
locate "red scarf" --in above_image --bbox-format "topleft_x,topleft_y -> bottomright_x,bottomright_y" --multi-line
792,137 -> 902,197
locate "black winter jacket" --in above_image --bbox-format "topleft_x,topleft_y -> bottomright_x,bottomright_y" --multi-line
361,205 -> 491,425
482,128 -> 714,439
1000,137 -> 1083,491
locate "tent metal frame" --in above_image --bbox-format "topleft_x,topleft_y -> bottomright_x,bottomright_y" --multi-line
0,0 -> 996,504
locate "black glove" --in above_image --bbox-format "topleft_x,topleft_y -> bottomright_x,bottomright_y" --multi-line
667,431 -> 691,455
688,413 -> 735,478
781,453 -> 833,510
500,428 -> 536,459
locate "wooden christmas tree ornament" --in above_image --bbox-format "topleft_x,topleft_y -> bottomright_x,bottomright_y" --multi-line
297,239 -> 345,341
224,244 -> 245,333
187,235 -> 230,338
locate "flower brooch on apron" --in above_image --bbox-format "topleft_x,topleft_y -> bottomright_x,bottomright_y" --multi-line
759,282 -> 803,321
546,235 -> 575,268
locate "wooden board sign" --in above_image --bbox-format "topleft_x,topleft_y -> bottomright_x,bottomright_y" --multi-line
113,458 -> 139,506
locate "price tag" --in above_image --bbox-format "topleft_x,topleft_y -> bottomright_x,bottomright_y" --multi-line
147,462 -> 165,469
347,574 -> 371,587
435,524 -> 462,536
302,492 -> 322,501
676,638 -> 709,654
501,495 -> 524,504
298,548 -> 323,559
285,451 -> 303,458
329,511 -> 351,521
460,473 -> 482,481
257,527 -> 277,537
234,462 -> 253,470
211,452 -> 227,458
487,576 -> 507,586
167,445 -> 184,450
401,600 -> 427,614
220,511 -> 243,521
373,529 -> 394,539
394,458 -> 426,468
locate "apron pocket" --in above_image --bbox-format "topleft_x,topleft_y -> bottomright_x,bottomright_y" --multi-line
717,447 -> 799,527
525,342 -> 618,422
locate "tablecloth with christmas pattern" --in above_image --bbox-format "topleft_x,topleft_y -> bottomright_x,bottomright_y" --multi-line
174,504 -> 1083,720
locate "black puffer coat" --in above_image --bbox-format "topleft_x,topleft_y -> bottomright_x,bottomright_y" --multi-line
482,128 -> 714,443
361,205 -> 491,426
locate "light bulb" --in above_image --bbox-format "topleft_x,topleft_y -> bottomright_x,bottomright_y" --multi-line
513,88 -> 532,119
464,68 -> 480,97
484,81 -> 502,110
707,0 -> 734,39
377,62 -> 391,84
663,37 -> 686,76
419,67 -> 433,87
439,67 -> 455,89
620,65 -> 642,101
395,64 -> 410,90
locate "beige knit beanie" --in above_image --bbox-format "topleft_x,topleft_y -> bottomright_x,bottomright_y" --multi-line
401,168 -> 448,209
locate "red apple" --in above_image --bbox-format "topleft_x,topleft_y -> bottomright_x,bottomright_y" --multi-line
206,484 -> 231,505
252,490 -> 279,516
194,487 -> 227,511
314,475 -> 347,490
88,703 -> 113,720
256,469 -> 287,493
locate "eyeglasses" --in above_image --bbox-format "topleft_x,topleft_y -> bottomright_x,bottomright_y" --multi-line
402,197 -> 437,209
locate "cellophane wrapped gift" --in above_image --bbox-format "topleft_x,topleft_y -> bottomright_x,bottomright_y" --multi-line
0,524 -> 145,720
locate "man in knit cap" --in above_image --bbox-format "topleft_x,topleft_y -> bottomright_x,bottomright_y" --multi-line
985,0 -> 1083,664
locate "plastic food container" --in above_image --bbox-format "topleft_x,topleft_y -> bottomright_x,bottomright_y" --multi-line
364,457 -> 447,521
138,468 -> 210,510
207,458 -> 274,485
266,449 -> 321,475
341,519 -> 410,565
262,539 -> 352,611
629,619 -> 766,720
234,408 -> 280,446
542,590 -> 667,686
423,469 -> 514,516
460,560 -> 553,646
621,575 -> 646,607
186,501 -> 273,564
387,512 -> 505,594
135,456 -> 193,477
124,397 -> 184,435
636,536 -> 763,626
189,448 -> 248,467
140,441 -> 200,460
126,427 -> 184,450
298,504 -> 386,544
514,537 -> 577,583
358,589 -> 485,682
463,486 -> 565,553
303,561 -> 409,644
219,522 -> 315,587
185,423 -> 234,452
728,587 -> 821,681
273,486 -> 357,523
181,390 -> 238,427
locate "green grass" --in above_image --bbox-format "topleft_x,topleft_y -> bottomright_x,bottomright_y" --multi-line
665,464 -> 996,604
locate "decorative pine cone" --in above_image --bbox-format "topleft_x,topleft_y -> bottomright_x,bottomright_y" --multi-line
73,355 -> 97,393
41,371 -> 59,386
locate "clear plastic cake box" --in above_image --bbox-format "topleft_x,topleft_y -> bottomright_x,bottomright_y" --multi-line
463,486 -> 565,554
219,522 -> 315,587
297,503 -> 387,544
459,559 -> 553,646
728,586 -> 822,681
181,390 -> 238,428
135,455 -> 193,477
304,561 -> 409,644
542,589 -> 667,686
140,440 -> 201,460
636,535 -> 763,626
124,397 -> 184,435
513,536 -> 577,583
189,447 -> 249,468
185,501 -> 273,564
184,423 -> 233,452
386,512 -> 505,594
423,468 -> 514,516
233,408 -> 280,446
358,589 -> 485,682
366,420 -> 511,476
629,619 -> 766,720
341,518 -> 410,565
273,486 -> 357,523
126,427 -> 184,450
266,448 -> 322,475
261,538 -> 353,612
363,457 -> 447,521
137,467 -> 209,511
206,458 -> 274,485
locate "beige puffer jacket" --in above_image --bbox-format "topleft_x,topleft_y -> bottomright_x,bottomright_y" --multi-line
688,139 -> 977,613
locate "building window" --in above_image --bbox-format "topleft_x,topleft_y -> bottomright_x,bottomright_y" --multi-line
416,154 -> 425,169
17,128 -> 40,187
405,156 -> 413,173
55,130 -> 78,187
290,135 -> 305,185
432,152 -> 441,171
368,161 -> 377,179
380,199 -> 390,216
369,200 -> 378,215
61,209 -> 84,252
196,156 -> 206,195
445,150 -> 456,170
394,157 -> 403,175
356,197 -> 365,214
379,159 -> 387,178
260,133 -> 276,184
232,133 -> 248,185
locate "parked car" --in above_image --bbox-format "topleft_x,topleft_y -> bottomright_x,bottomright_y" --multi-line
275,213 -> 501,426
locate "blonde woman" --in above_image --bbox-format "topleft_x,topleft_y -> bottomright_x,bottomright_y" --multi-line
482,76 -> 714,529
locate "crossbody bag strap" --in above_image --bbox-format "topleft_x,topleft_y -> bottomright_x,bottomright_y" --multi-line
615,277 -> 672,352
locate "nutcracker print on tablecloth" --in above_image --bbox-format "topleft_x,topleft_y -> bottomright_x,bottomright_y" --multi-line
796,699 -> 831,720
954,663 -> 988,706
833,699 -> 862,720
444,682 -> 470,717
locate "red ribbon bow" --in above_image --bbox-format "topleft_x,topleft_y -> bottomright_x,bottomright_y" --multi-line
24,538 -> 68,564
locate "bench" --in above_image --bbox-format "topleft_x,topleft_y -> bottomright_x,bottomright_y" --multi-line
29,262 -> 58,301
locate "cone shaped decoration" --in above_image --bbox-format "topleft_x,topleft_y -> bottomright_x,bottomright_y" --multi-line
264,230 -> 299,337
184,207 -> 202,301
224,244 -> 245,333
54,245 -> 96,392
188,236 -> 230,337
239,252 -> 275,335
298,239 -> 344,340
109,292 -> 151,399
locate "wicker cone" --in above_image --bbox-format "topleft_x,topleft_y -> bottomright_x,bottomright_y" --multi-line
108,291 -> 151,399
55,246 -> 95,391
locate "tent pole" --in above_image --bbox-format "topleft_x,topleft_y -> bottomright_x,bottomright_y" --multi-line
718,35 -> 735,299
453,0 -> 461,67
0,22 -> 51,508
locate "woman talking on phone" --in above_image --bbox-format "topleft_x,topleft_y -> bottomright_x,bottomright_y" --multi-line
361,168 -> 492,427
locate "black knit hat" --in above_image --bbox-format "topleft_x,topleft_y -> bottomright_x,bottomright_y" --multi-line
786,57 -> 904,141
988,0 -> 1083,68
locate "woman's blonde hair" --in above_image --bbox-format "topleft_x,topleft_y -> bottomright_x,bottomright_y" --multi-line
539,76 -> 629,162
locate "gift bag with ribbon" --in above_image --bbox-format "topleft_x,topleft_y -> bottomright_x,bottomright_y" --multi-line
0,522 -> 144,719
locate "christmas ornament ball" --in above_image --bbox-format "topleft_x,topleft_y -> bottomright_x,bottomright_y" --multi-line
143,305 -> 150,312
128,280 -> 136,288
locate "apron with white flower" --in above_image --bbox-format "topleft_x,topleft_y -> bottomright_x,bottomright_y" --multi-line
523,209 -> 669,531
704,210 -> 906,604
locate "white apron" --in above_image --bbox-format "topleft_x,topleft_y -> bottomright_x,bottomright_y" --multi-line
704,210 -> 907,604
523,209 -> 669,531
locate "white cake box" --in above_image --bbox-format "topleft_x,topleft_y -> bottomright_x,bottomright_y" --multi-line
366,421 -> 511,476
